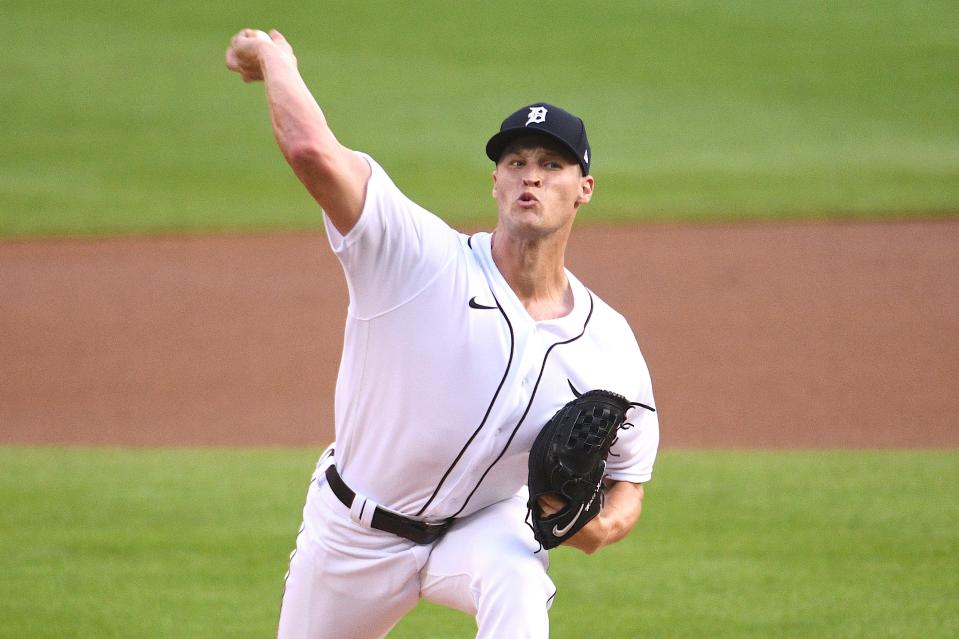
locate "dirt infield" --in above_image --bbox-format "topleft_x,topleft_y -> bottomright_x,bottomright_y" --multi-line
1,219 -> 957,448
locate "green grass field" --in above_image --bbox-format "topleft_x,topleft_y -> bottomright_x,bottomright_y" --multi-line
3,1 -> 958,237
1,447 -> 956,638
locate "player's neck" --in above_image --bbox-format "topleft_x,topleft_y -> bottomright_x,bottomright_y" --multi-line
490,229 -> 573,321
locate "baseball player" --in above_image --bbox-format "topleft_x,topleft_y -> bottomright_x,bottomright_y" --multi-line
226,28 -> 660,639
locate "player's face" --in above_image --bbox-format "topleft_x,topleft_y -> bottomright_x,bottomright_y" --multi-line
492,139 -> 594,239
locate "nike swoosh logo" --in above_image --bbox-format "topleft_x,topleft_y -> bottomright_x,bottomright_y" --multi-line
551,503 -> 585,537
468,296 -> 497,310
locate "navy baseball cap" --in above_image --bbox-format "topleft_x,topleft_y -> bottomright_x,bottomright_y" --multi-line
485,103 -> 592,175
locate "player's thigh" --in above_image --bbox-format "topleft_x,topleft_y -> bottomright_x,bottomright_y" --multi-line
277,475 -> 424,639
420,491 -> 552,614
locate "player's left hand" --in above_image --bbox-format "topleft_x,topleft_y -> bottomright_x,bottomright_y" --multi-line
225,29 -> 296,82
537,494 -> 609,553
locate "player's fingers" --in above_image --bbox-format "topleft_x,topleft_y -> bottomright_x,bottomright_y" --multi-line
537,494 -> 566,516
226,31 -> 247,65
229,30 -> 247,49
225,49 -> 252,74
228,28 -> 260,53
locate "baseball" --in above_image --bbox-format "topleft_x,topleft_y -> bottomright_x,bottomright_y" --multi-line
255,30 -> 271,42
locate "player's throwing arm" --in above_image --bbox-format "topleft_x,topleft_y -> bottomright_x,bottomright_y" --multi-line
225,28 -> 370,235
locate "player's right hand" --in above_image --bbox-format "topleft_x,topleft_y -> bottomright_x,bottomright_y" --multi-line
225,29 -> 296,82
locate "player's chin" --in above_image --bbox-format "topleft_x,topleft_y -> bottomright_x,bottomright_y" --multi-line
504,205 -> 546,228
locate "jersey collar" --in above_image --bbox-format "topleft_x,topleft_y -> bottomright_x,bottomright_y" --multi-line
471,232 -> 592,337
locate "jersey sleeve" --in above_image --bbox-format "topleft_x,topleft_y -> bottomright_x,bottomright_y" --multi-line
323,153 -> 460,319
605,325 -> 660,484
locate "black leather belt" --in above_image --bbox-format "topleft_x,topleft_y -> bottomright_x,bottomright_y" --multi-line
325,465 -> 452,545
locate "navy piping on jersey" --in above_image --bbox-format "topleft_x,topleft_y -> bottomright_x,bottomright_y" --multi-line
415,291 -> 515,517
450,291 -> 596,518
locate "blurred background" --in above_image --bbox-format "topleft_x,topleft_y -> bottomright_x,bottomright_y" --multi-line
3,0 -> 957,237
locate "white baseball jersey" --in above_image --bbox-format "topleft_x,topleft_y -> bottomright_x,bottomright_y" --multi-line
323,153 -> 659,522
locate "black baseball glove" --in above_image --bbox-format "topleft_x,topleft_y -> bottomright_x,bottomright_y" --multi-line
526,389 -> 640,550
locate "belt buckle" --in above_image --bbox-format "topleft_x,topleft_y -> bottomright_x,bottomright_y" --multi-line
414,519 -> 450,545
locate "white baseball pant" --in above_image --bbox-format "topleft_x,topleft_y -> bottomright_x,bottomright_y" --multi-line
277,456 -> 555,638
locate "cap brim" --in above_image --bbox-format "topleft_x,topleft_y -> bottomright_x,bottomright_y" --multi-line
485,127 -> 588,175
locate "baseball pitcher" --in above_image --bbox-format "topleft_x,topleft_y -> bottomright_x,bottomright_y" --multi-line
226,28 -> 660,639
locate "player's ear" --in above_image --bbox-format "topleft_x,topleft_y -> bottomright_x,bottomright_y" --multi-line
491,169 -> 498,197
577,175 -> 594,205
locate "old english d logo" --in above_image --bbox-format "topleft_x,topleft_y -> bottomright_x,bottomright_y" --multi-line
526,106 -> 548,126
